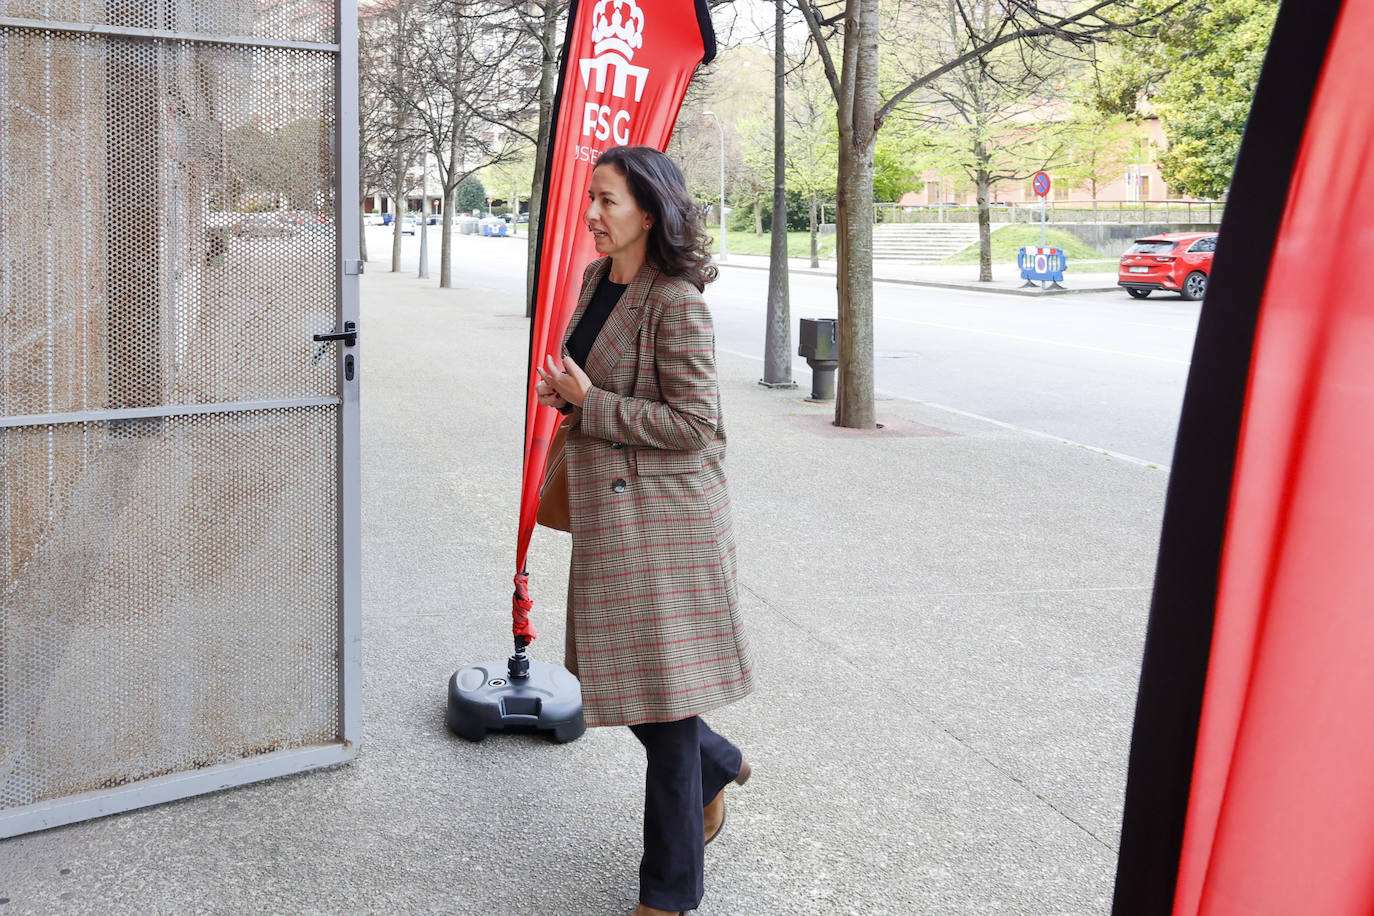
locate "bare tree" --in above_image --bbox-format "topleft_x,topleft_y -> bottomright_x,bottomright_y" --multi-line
370,0 -> 428,273
784,55 -> 838,268
796,0 -> 1180,427
897,5 -> 1081,282
358,1 -> 409,264
407,0 -> 535,288
513,0 -> 568,313
459,0 -> 570,310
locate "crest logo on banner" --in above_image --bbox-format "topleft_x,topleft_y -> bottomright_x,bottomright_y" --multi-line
580,0 -> 649,142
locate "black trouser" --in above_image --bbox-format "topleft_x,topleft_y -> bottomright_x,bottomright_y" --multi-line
628,716 -> 742,912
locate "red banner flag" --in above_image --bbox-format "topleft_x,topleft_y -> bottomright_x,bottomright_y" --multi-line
1170,1 -> 1374,910
1112,0 -> 1374,912
513,0 -> 716,643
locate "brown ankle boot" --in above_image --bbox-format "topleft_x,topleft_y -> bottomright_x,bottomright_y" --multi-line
704,758 -> 752,845
631,905 -> 682,916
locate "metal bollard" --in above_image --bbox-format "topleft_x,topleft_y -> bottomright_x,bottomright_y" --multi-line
799,318 -> 839,400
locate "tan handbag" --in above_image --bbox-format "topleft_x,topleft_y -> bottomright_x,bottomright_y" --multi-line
537,419 -> 572,531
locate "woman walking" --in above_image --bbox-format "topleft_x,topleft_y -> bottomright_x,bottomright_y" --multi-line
535,145 -> 754,915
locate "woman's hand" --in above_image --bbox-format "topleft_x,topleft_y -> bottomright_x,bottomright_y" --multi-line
537,354 -> 592,408
535,374 -> 567,411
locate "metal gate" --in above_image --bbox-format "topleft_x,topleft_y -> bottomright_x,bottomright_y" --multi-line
0,0 -> 360,837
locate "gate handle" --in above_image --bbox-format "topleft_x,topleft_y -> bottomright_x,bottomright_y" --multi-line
313,321 -> 357,347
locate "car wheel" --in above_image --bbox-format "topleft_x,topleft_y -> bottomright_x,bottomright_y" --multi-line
1126,288 -> 1151,300
1181,271 -> 1207,301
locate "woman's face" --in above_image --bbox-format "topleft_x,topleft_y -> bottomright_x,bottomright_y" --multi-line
584,164 -> 652,264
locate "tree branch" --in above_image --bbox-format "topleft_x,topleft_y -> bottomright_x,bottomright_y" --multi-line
796,0 -> 843,103
877,0 -> 1136,125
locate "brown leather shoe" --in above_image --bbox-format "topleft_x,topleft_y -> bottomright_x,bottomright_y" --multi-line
704,758 -> 751,846
631,906 -> 683,916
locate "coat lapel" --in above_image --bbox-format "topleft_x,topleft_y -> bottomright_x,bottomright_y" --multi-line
567,259 -> 659,390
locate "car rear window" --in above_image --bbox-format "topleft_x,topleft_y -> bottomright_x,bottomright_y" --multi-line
1125,240 -> 1177,254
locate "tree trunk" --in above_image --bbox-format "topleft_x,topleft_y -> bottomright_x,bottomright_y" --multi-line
390,7 -> 406,274
526,0 -> 559,316
834,0 -> 879,429
440,188 -> 455,280
440,131 -> 463,289
439,186 -> 454,287
762,0 -> 793,388
753,193 -> 762,235
836,138 -> 876,428
974,144 -> 992,282
809,193 -> 819,268
391,149 -> 405,272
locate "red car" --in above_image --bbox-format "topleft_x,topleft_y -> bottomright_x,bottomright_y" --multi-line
1118,231 -> 1218,301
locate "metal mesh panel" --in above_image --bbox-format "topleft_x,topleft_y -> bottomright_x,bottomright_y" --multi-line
0,1 -> 337,45
0,406 -> 340,808
0,28 -> 339,419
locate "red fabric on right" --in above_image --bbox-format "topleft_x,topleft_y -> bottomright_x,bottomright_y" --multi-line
1173,2 -> 1374,912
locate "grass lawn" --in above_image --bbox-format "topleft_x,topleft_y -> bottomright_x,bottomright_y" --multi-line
942,225 -> 1110,268
712,227 -> 1119,272
721,230 -> 837,260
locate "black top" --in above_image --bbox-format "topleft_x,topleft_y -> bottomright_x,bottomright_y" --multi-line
566,272 -> 629,369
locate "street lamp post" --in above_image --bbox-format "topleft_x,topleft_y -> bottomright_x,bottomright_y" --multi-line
703,110 -> 727,263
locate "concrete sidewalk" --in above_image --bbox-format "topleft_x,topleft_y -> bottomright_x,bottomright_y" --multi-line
721,252 -> 1121,296
0,268 -> 1165,915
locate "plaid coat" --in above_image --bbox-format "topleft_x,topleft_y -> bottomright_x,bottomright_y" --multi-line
561,257 -> 754,727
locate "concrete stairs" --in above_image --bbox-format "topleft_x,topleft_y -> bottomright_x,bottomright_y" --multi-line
872,224 -> 981,262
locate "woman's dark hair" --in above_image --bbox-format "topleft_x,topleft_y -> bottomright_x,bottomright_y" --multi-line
595,146 -> 718,290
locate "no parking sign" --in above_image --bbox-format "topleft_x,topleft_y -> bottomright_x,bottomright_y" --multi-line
1033,171 -> 1051,196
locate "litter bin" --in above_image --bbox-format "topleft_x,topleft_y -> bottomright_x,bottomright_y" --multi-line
799,318 -> 838,400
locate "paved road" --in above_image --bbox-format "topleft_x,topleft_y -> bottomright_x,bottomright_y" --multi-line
369,227 -> 1201,466
708,267 -> 1200,466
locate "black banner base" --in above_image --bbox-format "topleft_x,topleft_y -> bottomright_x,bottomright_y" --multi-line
446,658 -> 586,743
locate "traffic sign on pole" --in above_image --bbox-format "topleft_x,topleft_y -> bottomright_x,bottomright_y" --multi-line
1033,171 -> 1051,248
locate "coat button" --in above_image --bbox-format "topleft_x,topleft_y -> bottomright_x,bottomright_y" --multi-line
611,442 -> 624,450
611,478 -> 626,493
